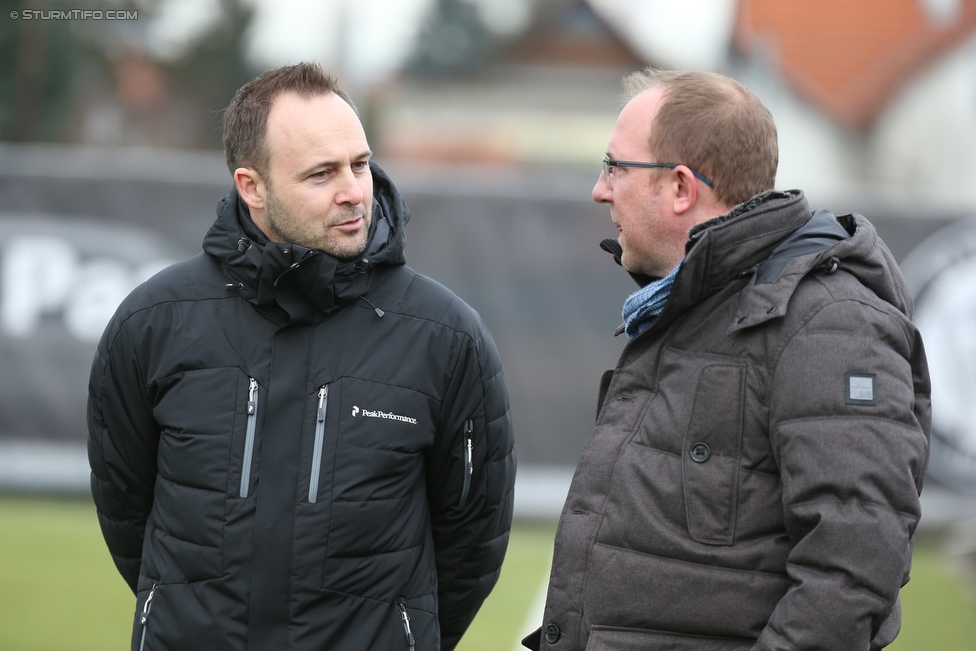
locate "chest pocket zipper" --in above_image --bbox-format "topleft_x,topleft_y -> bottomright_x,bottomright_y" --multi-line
308,384 -> 329,503
240,378 -> 258,498
459,419 -> 474,507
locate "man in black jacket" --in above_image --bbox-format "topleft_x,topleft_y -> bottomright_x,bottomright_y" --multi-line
88,62 -> 515,651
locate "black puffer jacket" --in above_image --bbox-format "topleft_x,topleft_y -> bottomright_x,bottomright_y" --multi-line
88,163 -> 516,651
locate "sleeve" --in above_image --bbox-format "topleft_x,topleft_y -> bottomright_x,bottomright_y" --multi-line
87,308 -> 159,594
755,298 -> 930,650
424,315 -> 516,651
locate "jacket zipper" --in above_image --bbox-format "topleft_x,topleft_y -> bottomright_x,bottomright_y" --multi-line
308,384 -> 329,503
397,599 -> 416,651
240,377 -> 258,498
459,419 -> 474,507
138,582 -> 158,651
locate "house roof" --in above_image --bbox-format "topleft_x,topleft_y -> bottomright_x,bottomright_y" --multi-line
735,0 -> 976,128
505,0 -> 644,68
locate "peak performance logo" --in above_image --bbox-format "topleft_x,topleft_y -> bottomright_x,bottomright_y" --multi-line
351,405 -> 417,425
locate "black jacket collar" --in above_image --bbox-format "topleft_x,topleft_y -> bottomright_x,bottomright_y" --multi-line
203,161 -> 409,320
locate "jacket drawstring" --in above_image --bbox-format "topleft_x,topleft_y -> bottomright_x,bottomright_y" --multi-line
360,295 -> 385,318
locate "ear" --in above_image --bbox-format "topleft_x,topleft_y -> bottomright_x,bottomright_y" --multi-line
670,165 -> 698,216
234,167 -> 267,211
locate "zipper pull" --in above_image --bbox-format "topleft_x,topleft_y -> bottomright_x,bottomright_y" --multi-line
464,420 -> 474,477
140,582 -> 157,626
317,385 -> 329,422
138,582 -> 158,651
247,378 -> 258,415
459,420 -> 474,507
397,601 -> 416,650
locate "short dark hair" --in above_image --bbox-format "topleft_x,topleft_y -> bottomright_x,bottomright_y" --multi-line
622,68 -> 778,207
222,62 -> 357,177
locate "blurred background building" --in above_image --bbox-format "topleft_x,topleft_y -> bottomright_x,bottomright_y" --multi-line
1,0 -> 975,522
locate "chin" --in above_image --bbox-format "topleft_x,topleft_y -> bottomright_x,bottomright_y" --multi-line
620,252 -> 636,273
333,238 -> 369,260
621,257 -> 653,278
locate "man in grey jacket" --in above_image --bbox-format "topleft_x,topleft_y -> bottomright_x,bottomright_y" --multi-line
525,69 -> 930,650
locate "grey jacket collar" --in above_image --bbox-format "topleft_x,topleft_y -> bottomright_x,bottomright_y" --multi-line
645,189 -> 910,337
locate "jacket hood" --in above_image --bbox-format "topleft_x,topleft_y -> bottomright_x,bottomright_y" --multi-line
203,161 -> 409,318
605,189 -> 914,335
692,190 -> 914,334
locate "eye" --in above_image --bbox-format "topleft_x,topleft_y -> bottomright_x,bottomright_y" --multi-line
351,161 -> 369,172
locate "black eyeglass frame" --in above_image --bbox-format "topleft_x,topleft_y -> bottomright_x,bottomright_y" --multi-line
602,156 -> 714,188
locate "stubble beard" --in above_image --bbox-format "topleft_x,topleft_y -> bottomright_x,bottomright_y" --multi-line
265,187 -> 372,260
613,211 -> 638,274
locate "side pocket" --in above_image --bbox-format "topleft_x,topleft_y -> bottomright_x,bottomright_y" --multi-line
586,625 -> 752,651
138,582 -> 158,651
240,377 -> 258,498
682,364 -> 745,545
396,599 -> 417,651
459,419 -> 474,507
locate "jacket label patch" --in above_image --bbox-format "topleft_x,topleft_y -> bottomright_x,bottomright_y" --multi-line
846,373 -> 877,405
351,405 -> 418,425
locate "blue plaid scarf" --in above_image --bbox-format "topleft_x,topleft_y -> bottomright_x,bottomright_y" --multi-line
622,262 -> 681,338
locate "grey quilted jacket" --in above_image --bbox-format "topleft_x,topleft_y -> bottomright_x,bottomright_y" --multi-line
534,190 -> 930,651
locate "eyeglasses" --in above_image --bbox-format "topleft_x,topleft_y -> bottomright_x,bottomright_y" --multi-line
602,156 -> 714,188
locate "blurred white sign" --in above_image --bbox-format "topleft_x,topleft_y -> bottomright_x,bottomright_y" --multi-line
0,217 -> 179,343
902,217 -> 976,493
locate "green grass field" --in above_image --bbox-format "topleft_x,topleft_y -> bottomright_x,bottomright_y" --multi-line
1,495 -> 973,650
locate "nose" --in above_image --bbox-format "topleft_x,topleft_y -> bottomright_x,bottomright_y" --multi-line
336,165 -> 366,205
593,172 -> 611,204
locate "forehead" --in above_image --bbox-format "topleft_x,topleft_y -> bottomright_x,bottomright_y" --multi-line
264,91 -> 367,167
608,87 -> 664,159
